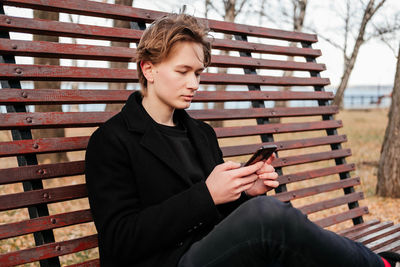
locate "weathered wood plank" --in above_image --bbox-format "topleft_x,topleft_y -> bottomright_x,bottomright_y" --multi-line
346,222 -> 394,241
0,234 -> 98,266
314,207 -> 369,228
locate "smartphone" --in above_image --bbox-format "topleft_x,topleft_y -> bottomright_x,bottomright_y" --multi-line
243,145 -> 277,167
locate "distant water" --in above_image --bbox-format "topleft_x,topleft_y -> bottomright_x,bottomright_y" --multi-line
0,83 -> 393,113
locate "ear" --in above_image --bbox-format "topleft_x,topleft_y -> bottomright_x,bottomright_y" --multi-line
141,61 -> 155,83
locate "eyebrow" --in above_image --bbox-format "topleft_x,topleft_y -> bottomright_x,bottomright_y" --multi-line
176,65 -> 205,72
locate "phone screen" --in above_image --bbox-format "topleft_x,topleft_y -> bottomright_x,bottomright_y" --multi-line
243,145 -> 277,166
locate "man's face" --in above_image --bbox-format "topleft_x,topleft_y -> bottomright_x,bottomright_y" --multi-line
146,41 -> 205,110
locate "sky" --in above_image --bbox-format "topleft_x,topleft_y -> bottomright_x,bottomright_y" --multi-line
3,0 -> 400,90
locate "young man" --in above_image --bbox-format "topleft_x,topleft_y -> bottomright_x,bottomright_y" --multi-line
85,13 -> 400,267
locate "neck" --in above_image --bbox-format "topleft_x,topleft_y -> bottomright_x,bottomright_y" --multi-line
142,95 -> 175,126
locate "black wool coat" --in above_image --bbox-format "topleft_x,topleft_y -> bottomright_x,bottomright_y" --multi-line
85,91 -> 249,267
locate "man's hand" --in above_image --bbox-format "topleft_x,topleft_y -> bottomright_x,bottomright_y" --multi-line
245,153 -> 279,197
205,161 -> 264,205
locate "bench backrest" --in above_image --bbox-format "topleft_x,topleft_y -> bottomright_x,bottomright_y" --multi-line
0,1 -> 366,266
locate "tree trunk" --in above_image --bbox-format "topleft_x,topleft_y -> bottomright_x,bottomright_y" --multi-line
105,0 -> 133,112
333,0 -> 385,108
31,10 -> 68,164
376,43 -> 400,198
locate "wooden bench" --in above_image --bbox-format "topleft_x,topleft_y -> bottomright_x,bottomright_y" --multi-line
1,0 -> 399,266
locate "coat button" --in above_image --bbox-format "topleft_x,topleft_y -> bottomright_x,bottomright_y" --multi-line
178,242 -> 184,247
187,228 -> 193,233
193,225 -> 198,230
198,222 -> 203,227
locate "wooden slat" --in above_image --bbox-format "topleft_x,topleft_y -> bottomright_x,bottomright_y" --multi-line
272,149 -> 352,168
356,224 -> 400,244
0,234 -> 98,266
274,177 -> 360,202
210,54 -> 326,71
278,163 -> 355,185
0,108 -> 338,130
0,39 -> 135,62
215,120 -> 342,138
346,222 -> 394,241
0,63 -> 330,85
0,15 -> 142,42
211,38 -> 321,57
221,135 -> 347,157
298,192 -> 364,215
0,209 -> 93,240
374,239 -> 400,254
0,184 -> 87,211
367,232 -> 400,251
337,219 -> 381,237
314,206 -> 369,228
2,0 -> 318,42
66,258 -> 100,267
0,39 -> 325,71
0,161 -> 85,185
0,136 -> 89,158
190,106 -> 337,120
0,89 -> 334,105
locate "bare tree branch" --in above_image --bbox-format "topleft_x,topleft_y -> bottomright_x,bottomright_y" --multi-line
235,0 -> 247,17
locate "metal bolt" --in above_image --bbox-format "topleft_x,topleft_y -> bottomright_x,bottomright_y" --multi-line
12,44 -> 17,49
21,91 -> 27,98
26,117 -> 33,123
6,18 -> 11,24
38,169 -> 45,175
55,245 -> 61,251
15,68 -> 22,74
51,218 -> 57,224
43,192 -> 49,199
33,143 -> 39,149
145,13 -> 150,18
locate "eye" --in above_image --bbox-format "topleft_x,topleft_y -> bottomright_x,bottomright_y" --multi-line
177,70 -> 187,75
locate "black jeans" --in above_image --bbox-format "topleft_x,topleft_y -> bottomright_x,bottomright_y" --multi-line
178,196 -> 384,267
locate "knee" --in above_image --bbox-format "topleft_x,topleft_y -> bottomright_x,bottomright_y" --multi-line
243,196 -> 302,228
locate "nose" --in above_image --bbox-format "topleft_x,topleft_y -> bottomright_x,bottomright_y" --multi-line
187,72 -> 200,91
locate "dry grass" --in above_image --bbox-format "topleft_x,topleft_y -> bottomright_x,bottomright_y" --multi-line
1,108 -> 400,265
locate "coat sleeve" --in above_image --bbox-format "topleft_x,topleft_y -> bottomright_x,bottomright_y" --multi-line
85,126 -> 221,261
202,123 -> 251,218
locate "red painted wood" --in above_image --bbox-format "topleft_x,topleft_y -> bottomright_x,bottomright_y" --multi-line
210,54 -> 326,71
211,38 -> 322,57
0,108 -> 338,129
0,39 -> 325,71
221,135 -> 347,157
277,163 -> 356,185
337,219 -> 381,237
0,89 -> 334,105
0,63 -> 330,85
298,192 -> 364,215
0,15 -> 142,42
274,177 -> 361,202
0,234 -> 98,266
272,148 -> 352,168
66,258 -> 100,267
346,222 -> 394,241
0,39 -> 135,62
0,136 -> 89,157
215,120 -> 342,138
315,206 -> 369,228
0,184 -> 87,211
2,0 -> 318,42
0,161 -> 85,185
0,209 -> 93,240
190,106 -> 338,120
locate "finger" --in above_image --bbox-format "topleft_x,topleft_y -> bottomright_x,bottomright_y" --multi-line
256,164 -> 275,175
266,152 -> 276,165
232,161 -> 264,177
238,174 -> 259,187
258,172 -> 279,180
220,161 -> 242,171
264,180 -> 279,188
240,181 -> 257,192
